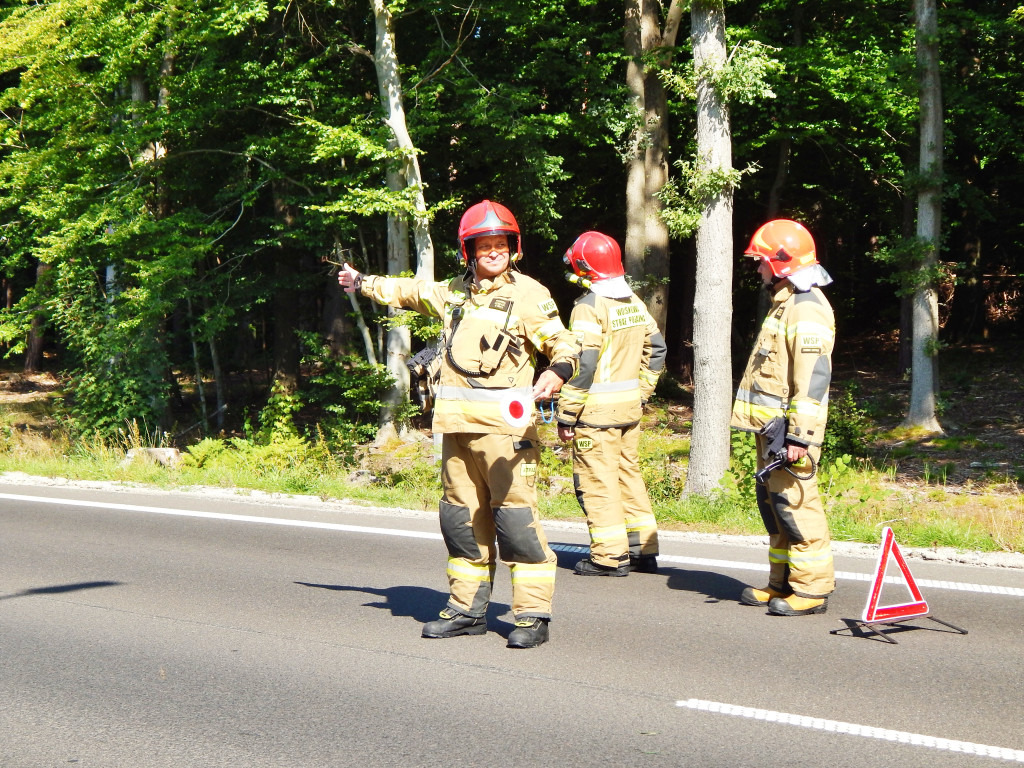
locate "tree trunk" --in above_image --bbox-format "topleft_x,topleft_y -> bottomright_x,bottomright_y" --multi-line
371,0 -> 436,443
186,297 -> 209,434
623,0 -> 683,331
208,334 -> 226,432
271,183 -> 302,395
322,274 -> 348,356
766,6 -> 801,220
24,261 -> 51,373
685,0 -> 734,496
906,0 -> 943,434
624,0 -> 645,299
766,137 -> 790,219
897,194 -> 915,374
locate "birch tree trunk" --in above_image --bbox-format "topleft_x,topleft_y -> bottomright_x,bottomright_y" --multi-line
624,0 -> 683,331
906,0 -> 943,434
371,0 -> 435,443
685,0 -> 734,495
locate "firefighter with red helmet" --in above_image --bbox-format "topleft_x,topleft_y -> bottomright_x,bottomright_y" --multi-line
338,200 -> 578,647
555,231 -> 666,575
732,219 -> 836,615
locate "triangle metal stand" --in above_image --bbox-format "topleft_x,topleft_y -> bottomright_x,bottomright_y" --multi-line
832,614 -> 968,645
832,527 -> 969,644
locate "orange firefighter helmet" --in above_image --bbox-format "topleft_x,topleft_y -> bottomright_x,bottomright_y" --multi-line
744,219 -> 818,279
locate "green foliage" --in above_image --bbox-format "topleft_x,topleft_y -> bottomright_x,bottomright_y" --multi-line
819,453 -> 857,503
869,235 -> 952,297
297,331 -> 408,452
181,433 -> 338,495
718,40 -> 786,105
662,37 -> 784,105
538,441 -> 572,479
723,383 -> 870,508
0,0 -> 1023,469
386,454 -> 443,495
258,380 -> 302,442
658,30 -> 773,240
379,308 -> 442,342
923,336 -> 948,358
641,457 -> 685,505
182,437 -> 229,468
659,159 -> 754,239
822,384 -> 873,464
723,429 -> 758,504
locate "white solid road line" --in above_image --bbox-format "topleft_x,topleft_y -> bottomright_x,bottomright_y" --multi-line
0,492 -> 442,540
677,699 -> 1024,763
551,544 -> 1024,597
3,492 -> 1023,597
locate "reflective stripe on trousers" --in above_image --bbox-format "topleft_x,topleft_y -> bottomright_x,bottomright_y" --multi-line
440,431 -> 557,619
755,435 -> 834,598
572,423 -> 658,567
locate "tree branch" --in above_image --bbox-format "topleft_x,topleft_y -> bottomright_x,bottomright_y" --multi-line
167,149 -> 314,195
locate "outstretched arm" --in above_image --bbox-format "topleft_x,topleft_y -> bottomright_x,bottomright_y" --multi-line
337,262 -> 363,293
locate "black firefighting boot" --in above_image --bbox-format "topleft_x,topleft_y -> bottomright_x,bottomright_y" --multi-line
629,555 -> 659,574
507,617 -> 550,648
767,595 -> 828,616
739,585 -> 792,607
421,607 -> 487,638
574,558 -> 629,576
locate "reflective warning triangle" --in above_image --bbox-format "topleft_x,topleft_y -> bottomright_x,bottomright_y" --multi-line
862,526 -> 929,623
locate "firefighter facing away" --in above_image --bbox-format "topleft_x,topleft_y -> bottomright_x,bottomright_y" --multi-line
732,219 -> 836,616
555,232 -> 666,575
338,200 -> 578,648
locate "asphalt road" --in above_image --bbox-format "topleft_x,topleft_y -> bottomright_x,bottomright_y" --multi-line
2,480 -> 1023,767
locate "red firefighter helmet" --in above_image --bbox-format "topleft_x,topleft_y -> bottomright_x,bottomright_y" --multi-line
457,200 -> 522,264
744,219 -> 818,278
563,231 -> 625,281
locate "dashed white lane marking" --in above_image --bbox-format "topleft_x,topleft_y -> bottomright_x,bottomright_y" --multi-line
3,492 -> 1022,597
676,699 -> 1024,763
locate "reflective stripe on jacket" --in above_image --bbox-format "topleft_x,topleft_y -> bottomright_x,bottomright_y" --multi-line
731,283 -> 834,447
556,291 -> 666,428
361,270 -> 578,436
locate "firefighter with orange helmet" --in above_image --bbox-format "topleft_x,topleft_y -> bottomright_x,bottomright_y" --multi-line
731,219 -> 836,615
555,231 -> 666,575
339,200 -> 578,647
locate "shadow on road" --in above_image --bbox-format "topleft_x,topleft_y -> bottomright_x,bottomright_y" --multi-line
551,542 -> 751,604
0,580 -> 122,601
295,582 -> 516,635
664,568 -> 749,604
551,545 -> 587,572
830,615 -> 970,644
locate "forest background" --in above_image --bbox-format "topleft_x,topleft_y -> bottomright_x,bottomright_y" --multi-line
1,1 -> 1022,552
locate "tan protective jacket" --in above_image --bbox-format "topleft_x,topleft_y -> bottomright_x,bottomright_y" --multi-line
731,282 -> 834,447
361,269 -> 578,437
556,291 -> 666,429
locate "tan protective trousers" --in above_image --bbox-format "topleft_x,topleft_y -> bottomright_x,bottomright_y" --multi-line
439,430 -> 557,620
572,424 -> 659,568
755,436 -> 835,598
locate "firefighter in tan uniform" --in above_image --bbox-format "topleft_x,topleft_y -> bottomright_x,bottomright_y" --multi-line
338,200 -> 578,648
555,232 -> 667,576
732,219 -> 836,616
